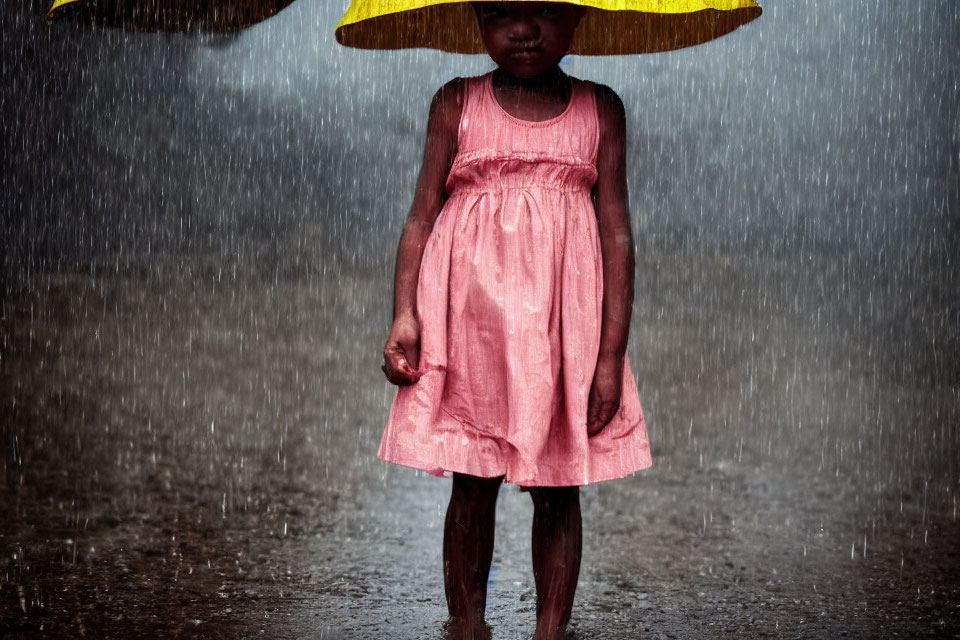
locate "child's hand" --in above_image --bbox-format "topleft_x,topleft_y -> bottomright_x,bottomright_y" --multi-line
382,313 -> 422,386
586,355 -> 623,437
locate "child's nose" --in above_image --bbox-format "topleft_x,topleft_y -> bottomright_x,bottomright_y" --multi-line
508,16 -> 540,42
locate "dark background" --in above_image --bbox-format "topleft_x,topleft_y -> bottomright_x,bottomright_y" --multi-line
2,1 -> 958,637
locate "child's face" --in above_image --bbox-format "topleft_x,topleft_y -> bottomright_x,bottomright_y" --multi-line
473,2 -> 585,78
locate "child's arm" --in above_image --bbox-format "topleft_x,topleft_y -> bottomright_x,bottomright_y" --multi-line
382,79 -> 463,386
587,84 -> 635,436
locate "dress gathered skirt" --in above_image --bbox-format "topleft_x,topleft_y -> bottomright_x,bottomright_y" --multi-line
379,72 -> 652,487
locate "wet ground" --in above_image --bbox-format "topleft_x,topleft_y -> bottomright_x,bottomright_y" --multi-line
2,246 -> 958,639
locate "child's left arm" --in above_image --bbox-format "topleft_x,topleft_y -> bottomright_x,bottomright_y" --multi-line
587,84 -> 635,438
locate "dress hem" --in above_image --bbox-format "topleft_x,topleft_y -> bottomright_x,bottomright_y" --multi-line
377,451 -> 653,488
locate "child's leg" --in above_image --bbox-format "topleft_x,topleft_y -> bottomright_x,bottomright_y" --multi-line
528,486 -> 582,639
443,472 -> 504,626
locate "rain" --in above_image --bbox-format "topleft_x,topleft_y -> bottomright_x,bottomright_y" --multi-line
2,0 -> 958,637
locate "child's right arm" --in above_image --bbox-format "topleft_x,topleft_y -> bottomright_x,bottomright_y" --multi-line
382,79 -> 463,386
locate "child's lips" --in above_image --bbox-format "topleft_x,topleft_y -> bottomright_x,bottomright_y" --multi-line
508,48 -> 542,61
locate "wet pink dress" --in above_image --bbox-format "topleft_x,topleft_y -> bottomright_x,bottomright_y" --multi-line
379,72 -> 652,486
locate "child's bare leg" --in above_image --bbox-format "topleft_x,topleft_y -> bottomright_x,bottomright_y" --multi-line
529,486 -> 582,639
443,472 -> 503,631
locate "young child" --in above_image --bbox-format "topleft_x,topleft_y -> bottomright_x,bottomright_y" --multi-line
379,5 -> 650,637
335,0 -> 758,637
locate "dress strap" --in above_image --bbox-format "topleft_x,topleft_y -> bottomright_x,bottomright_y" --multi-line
572,78 -> 600,165
456,74 -> 486,150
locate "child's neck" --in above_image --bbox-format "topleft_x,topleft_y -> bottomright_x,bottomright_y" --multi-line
492,65 -> 567,96
491,66 -> 572,122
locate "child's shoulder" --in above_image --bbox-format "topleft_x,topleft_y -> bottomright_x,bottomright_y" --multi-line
425,77 -> 469,134
590,82 -> 623,110
565,75 -> 624,123
591,82 -> 626,133
432,76 -> 469,107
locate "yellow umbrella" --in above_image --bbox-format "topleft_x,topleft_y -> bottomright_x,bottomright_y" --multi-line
47,0 -> 294,32
336,0 -> 762,55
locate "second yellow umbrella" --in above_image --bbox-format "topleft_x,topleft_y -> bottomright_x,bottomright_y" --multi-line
47,0 -> 294,32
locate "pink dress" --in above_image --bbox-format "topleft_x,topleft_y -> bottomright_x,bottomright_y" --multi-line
379,72 -> 652,486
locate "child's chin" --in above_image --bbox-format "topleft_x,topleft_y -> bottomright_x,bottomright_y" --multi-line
502,63 -> 554,78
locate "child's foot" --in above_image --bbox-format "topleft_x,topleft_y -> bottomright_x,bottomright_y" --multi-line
442,616 -> 492,640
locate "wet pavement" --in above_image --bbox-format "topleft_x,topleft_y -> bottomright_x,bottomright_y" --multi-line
2,248 -> 958,638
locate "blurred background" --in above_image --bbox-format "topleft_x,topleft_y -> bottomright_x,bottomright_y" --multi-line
2,1 -> 958,637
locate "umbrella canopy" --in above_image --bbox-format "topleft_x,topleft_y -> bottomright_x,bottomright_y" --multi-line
47,0 -> 294,32
336,0 -> 762,55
